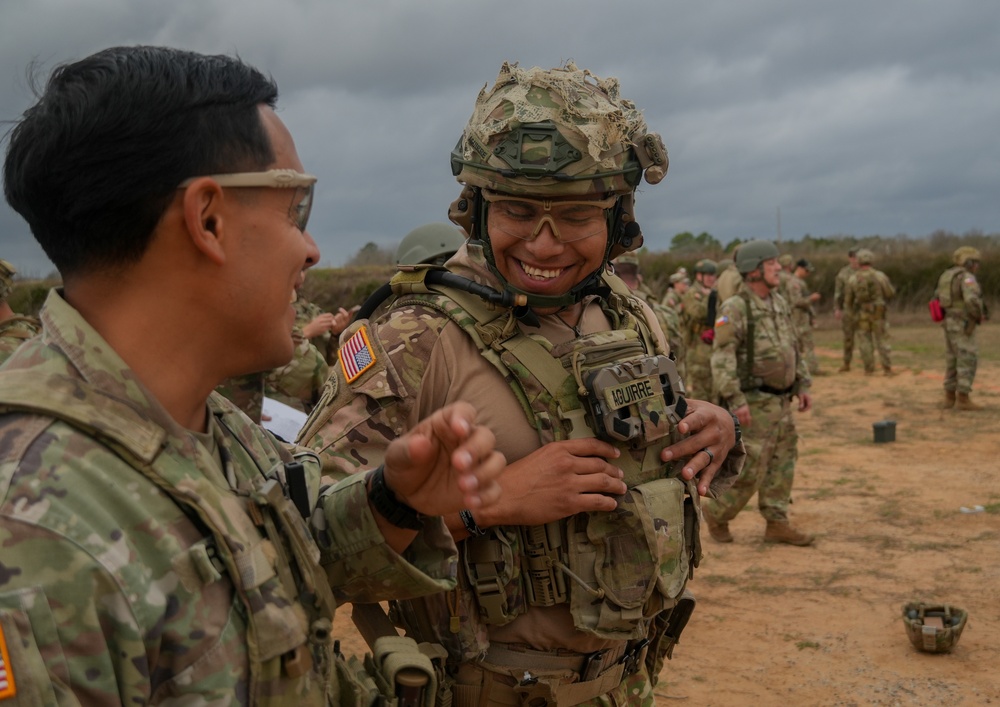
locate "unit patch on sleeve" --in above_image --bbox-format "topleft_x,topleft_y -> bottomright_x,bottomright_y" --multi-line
0,621 -> 16,700
339,325 -> 377,383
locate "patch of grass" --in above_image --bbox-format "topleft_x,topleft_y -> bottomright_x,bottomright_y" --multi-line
700,574 -> 739,586
807,487 -> 834,500
796,641 -> 821,650
876,499 -> 904,522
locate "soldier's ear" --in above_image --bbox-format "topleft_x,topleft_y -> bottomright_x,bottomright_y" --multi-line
181,178 -> 227,265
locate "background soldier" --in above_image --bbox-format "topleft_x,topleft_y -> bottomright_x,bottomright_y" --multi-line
938,246 -> 987,410
615,252 -> 686,380
714,254 -> 741,303
844,249 -> 895,376
777,253 -> 794,298
299,61 -> 744,705
0,259 -> 40,365
788,258 -> 821,375
834,248 -> 860,371
681,258 -> 718,399
707,240 -> 814,546
662,270 -> 689,311
396,221 -> 467,266
0,45 -> 504,702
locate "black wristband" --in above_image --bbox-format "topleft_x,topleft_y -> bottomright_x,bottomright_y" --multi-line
367,466 -> 425,530
460,509 -> 486,537
729,411 -> 742,444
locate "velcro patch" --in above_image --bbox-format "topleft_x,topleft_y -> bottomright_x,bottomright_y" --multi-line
0,621 -> 16,699
339,326 -> 377,383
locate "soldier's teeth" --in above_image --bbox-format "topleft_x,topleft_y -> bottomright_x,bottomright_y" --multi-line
522,263 -> 562,280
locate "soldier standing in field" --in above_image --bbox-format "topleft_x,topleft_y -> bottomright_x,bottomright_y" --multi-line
0,259 -> 41,365
787,258 -> 821,375
834,248 -> 860,372
938,246 -> 987,410
714,254 -> 741,303
707,240 -> 814,546
299,61 -> 745,705
681,258 -> 718,399
844,249 -> 895,376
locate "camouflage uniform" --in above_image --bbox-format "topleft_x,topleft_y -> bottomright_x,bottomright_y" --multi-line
638,282 -> 686,381
940,266 -> 983,395
834,264 -> 858,369
680,280 -> 714,400
844,267 -> 894,374
714,264 -> 742,304
296,296 -> 335,363
661,286 -> 683,313
785,274 -> 818,375
0,314 -> 40,366
705,283 -> 810,526
0,290 -> 460,704
299,245 -> 744,706
265,324 -> 330,414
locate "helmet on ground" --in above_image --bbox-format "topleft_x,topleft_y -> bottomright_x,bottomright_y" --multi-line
448,62 -> 668,307
778,254 -> 794,268
856,249 -> 875,265
902,602 -> 967,653
0,259 -> 16,302
717,258 -> 734,271
693,259 -> 717,275
396,223 -> 467,266
953,246 -> 981,267
736,240 -> 780,274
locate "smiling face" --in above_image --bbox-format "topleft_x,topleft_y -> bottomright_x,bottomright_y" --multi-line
485,197 -> 609,313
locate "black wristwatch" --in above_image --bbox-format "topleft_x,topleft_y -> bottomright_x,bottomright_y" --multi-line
367,466 -> 425,530
729,411 -> 742,444
460,509 -> 487,537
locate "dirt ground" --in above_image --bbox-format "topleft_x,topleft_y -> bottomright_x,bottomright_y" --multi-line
333,320 -> 1000,706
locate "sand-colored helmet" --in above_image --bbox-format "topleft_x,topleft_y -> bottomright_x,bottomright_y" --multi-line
736,240 -> 780,274
613,252 -> 640,268
902,603 -> 967,653
953,246 -> 981,267
0,259 -> 16,302
856,249 -> 875,265
396,223 -> 467,266
778,254 -> 793,268
693,259 -> 717,275
448,62 -> 668,307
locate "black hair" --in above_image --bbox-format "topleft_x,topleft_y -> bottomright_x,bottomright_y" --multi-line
3,46 -> 279,277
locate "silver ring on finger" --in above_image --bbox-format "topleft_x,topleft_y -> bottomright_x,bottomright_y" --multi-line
701,448 -> 715,464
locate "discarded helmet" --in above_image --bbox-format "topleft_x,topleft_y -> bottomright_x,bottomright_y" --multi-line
396,222 -> 466,266
736,240 -> 780,274
953,246 -> 982,267
902,602 -> 968,653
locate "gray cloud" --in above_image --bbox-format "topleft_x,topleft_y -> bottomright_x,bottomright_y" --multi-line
2,0 -> 998,275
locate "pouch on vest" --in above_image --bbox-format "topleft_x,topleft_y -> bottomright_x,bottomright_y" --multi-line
928,298 -> 945,323
567,477 -> 699,641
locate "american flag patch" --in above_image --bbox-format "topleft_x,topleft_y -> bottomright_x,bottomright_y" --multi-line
339,326 -> 377,383
0,621 -> 15,699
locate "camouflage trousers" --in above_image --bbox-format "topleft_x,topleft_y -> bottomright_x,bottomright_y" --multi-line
703,393 -> 798,523
856,313 -> 891,372
943,317 -> 978,394
841,313 -> 856,365
684,340 -> 714,401
800,327 -> 818,375
454,657 -> 655,706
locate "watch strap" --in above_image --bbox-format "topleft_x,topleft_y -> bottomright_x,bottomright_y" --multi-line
367,465 -> 425,530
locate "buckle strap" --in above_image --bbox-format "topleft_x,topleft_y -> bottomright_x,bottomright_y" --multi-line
482,641 -> 627,678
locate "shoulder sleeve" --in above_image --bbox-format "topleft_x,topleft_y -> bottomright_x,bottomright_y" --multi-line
711,297 -> 746,408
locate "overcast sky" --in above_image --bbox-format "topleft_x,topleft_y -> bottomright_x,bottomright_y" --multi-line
2,0 -> 998,277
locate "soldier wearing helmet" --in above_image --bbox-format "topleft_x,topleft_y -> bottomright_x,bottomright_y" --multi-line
300,62 -> 747,705
843,249 -> 895,376
707,240 -> 815,546
786,258 -> 821,375
396,222 -> 467,266
937,246 -> 986,410
680,258 -> 718,399
714,252 -> 742,303
0,259 -> 41,365
833,248 -> 860,371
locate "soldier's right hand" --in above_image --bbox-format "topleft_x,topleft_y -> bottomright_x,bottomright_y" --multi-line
733,404 -> 752,428
472,439 -> 627,528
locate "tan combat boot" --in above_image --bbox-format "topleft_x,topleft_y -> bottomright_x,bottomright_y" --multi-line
837,362 -> 850,373
955,392 -> 984,411
764,521 -> 814,546
941,390 -> 956,409
705,515 -> 733,543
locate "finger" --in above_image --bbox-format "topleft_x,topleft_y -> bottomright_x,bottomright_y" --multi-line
559,437 -> 621,459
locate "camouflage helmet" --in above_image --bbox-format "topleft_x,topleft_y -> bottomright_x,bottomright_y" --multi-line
612,252 -> 640,269
396,223 -> 467,266
902,602 -> 968,653
0,259 -> 16,302
736,240 -> 780,274
778,254 -> 794,268
953,246 -> 981,267
856,248 -> 875,265
693,259 -> 717,275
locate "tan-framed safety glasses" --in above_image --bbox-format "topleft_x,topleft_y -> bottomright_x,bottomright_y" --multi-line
482,190 -> 616,243
178,169 -> 317,231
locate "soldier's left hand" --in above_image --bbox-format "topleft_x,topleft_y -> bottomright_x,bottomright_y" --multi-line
797,392 -> 813,412
661,399 -> 737,496
382,401 -> 505,517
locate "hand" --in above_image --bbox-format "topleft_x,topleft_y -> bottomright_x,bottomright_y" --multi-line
303,312 -> 337,339
797,392 -> 813,413
381,402 -> 504,521
474,438 -> 627,529
329,307 -> 354,336
809,292 -> 822,303
732,404 -> 752,428
661,399 -> 739,497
